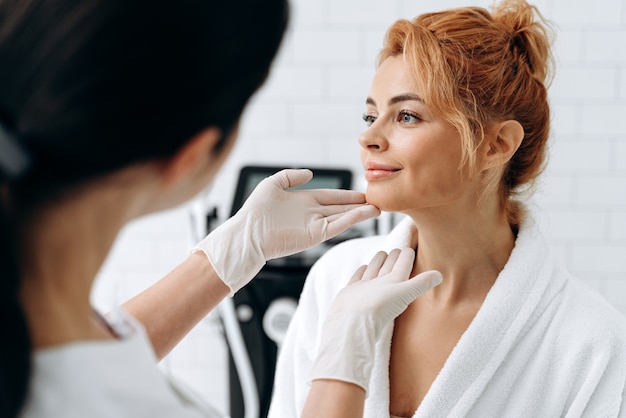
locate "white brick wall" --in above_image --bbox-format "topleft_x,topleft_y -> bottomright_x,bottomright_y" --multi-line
91,0 -> 626,413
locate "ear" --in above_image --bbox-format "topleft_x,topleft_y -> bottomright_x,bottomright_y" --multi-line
480,120 -> 524,171
160,127 -> 223,188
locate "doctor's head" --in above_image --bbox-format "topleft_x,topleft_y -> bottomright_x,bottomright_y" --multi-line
0,0 -> 288,415
359,0 -> 553,228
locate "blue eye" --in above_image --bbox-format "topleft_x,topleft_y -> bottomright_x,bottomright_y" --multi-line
398,111 -> 420,124
362,113 -> 377,127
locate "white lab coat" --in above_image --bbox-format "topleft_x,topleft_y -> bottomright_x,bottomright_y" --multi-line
20,307 -> 224,418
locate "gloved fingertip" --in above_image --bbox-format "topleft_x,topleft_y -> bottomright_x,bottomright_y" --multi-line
423,270 -> 443,288
403,270 -> 442,298
395,247 -> 416,264
348,264 -> 368,284
275,168 -> 313,189
298,168 -> 313,176
357,203 -> 381,218
398,246 -> 416,255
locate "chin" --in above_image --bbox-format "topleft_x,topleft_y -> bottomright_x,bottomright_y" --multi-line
365,187 -> 404,212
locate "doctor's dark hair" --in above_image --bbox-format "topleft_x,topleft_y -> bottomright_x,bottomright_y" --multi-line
379,0 -> 554,228
0,0 -> 288,415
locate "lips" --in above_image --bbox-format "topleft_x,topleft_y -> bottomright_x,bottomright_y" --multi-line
364,161 -> 400,181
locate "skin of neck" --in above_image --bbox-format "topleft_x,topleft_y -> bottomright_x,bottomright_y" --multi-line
17,127 -> 232,348
19,164 -> 162,348
405,186 -> 516,307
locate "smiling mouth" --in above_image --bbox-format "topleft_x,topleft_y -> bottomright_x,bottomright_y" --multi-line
364,167 -> 400,181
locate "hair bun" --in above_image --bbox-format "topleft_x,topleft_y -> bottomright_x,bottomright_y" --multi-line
493,0 -> 555,85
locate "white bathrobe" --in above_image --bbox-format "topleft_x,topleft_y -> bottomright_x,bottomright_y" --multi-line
268,217 -> 626,418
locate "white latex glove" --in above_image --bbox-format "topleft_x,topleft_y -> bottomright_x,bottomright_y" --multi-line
309,248 -> 442,394
193,169 -> 380,296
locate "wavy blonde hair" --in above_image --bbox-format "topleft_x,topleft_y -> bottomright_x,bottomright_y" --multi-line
380,0 -> 555,227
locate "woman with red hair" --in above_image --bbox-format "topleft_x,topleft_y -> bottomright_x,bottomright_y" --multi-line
271,1 -> 626,417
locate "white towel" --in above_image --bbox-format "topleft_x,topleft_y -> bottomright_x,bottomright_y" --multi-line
269,217 -> 626,418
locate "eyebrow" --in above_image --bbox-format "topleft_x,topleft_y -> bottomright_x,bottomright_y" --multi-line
366,93 -> 424,107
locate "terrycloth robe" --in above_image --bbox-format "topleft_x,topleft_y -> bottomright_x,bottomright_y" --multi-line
268,217 -> 626,418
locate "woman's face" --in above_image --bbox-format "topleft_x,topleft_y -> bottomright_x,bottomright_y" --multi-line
359,55 -> 472,214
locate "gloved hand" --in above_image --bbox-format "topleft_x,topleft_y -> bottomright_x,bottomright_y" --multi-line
193,169 -> 380,296
309,248 -> 442,394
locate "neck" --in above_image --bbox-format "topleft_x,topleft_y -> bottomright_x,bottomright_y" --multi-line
407,197 -> 516,307
19,172 -> 155,348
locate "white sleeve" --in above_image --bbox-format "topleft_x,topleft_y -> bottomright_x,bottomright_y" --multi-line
267,260 -> 326,418
268,236 -> 382,418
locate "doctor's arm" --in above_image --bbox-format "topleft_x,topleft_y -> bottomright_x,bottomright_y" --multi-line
123,169 -> 380,360
301,249 -> 442,418
122,251 -> 229,360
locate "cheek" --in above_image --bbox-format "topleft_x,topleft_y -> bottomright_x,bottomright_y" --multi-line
364,162 -> 465,212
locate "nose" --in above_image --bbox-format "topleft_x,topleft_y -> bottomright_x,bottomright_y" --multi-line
358,122 -> 388,152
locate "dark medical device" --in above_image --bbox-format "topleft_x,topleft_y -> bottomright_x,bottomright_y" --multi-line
230,165 -> 352,216
223,165 -> 354,418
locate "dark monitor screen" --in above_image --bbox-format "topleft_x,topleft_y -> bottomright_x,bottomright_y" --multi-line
230,166 -> 352,217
